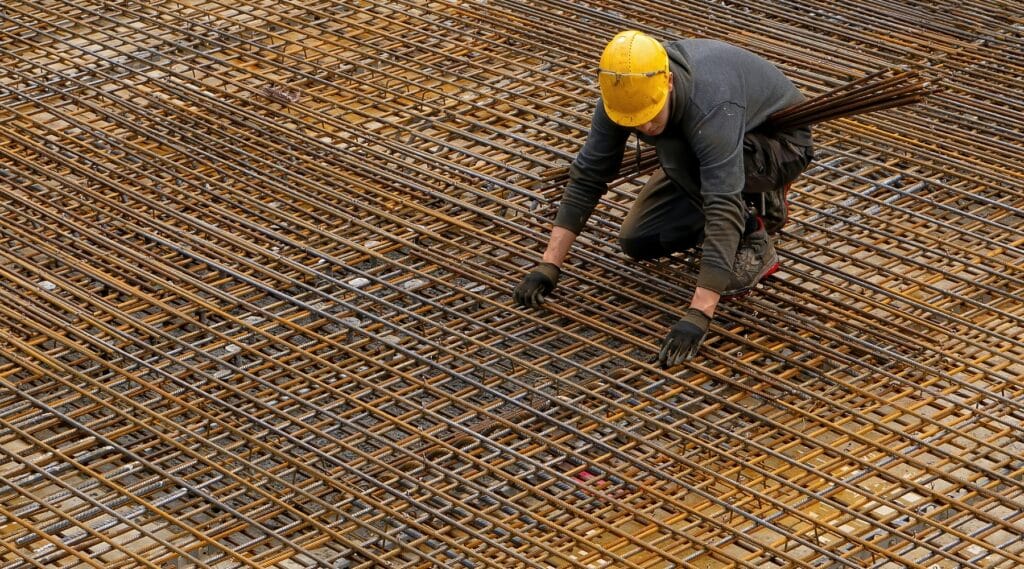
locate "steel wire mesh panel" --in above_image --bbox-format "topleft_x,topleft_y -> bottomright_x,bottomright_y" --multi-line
0,1 -> 1021,568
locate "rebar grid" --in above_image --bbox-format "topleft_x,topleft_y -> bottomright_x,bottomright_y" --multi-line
0,1 -> 1021,568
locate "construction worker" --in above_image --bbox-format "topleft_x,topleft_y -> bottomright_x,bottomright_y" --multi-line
514,31 -> 814,367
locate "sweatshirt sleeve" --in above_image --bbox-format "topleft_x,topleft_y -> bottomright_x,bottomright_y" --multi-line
553,102 -> 630,235
691,102 -> 748,293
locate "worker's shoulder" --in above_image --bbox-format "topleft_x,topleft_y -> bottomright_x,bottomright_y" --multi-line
667,37 -> 759,62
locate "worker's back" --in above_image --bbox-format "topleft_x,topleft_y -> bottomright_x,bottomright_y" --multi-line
666,38 -> 810,143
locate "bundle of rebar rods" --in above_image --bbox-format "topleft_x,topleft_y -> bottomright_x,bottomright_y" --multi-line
766,67 -> 938,130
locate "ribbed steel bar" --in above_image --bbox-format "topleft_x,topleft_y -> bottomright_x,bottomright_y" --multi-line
0,1 -> 1021,568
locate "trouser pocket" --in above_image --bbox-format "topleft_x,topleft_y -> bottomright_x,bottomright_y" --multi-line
742,133 -> 779,194
742,132 -> 812,194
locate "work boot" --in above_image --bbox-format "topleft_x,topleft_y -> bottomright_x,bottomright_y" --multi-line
760,182 -> 792,234
721,217 -> 780,299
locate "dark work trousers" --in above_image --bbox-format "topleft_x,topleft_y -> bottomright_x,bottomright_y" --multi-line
619,129 -> 813,261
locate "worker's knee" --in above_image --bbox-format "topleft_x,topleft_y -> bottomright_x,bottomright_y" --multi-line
619,233 -> 667,261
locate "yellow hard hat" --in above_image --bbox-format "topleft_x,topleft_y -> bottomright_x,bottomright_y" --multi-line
598,31 -> 670,127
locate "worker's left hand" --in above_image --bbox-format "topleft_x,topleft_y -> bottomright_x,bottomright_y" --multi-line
657,308 -> 710,368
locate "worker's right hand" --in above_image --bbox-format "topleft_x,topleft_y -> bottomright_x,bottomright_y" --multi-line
513,262 -> 560,308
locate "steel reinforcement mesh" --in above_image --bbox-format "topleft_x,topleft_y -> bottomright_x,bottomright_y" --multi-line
0,1 -> 1022,568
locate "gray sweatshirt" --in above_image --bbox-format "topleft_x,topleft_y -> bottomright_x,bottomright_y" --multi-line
555,38 -> 811,293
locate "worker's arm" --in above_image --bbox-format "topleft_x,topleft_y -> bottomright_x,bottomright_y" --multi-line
659,104 -> 746,367
689,287 -> 720,318
541,225 -> 577,266
514,102 -> 629,309
689,104 -> 749,319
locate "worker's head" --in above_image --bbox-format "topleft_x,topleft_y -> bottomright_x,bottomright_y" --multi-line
598,31 -> 672,130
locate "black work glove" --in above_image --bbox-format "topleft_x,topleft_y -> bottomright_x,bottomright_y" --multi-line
657,308 -> 711,368
513,262 -> 560,308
